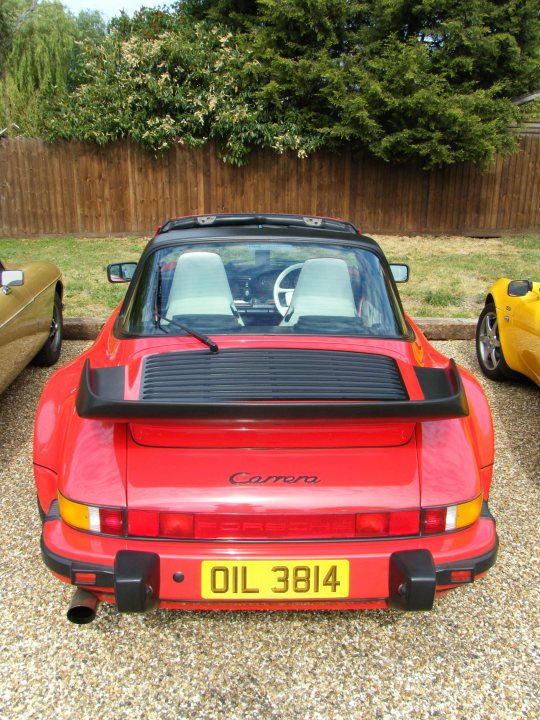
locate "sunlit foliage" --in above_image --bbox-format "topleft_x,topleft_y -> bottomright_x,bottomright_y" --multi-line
7,1 -> 540,165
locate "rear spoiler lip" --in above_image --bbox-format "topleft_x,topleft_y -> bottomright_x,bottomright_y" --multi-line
75,358 -> 469,422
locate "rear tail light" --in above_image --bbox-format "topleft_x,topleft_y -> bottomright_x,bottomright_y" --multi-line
99,508 -> 124,535
128,509 -> 159,536
159,513 -> 194,538
355,511 -> 419,537
355,512 -> 389,536
422,495 -> 482,534
58,493 -> 481,541
456,495 -> 483,528
127,510 -> 419,539
58,493 -> 125,536
128,510 -> 194,538
422,508 -> 447,534
195,513 -> 356,539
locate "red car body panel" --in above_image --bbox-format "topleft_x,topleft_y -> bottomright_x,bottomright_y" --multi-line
34,216 -> 497,619
125,438 -> 421,513
36,318 -> 491,512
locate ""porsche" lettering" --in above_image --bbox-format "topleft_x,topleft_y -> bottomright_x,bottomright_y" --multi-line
229,472 -> 320,485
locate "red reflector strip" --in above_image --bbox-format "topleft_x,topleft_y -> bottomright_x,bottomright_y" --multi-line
195,513 -> 356,539
73,572 -> 96,585
159,513 -> 194,538
355,510 -> 419,537
450,569 -> 473,584
127,510 -> 420,539
128,510 -> 194,538
388,509 -> 420,536
355,512 -> 389,536
128,510 -> 159,536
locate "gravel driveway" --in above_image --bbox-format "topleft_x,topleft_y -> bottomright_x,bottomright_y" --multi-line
1,341 -> 538,720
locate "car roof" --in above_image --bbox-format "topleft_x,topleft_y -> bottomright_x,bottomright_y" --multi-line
158,213 -> 359,234
146,213 -> 382,255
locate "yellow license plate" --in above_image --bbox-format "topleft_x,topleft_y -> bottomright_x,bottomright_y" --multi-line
201,560 -> 349,600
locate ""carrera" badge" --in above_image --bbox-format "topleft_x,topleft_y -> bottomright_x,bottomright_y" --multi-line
229,472 -> 320,485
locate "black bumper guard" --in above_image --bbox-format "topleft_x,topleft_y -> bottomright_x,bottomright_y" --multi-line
389,550 -> 437,610
114,551 -> 160,613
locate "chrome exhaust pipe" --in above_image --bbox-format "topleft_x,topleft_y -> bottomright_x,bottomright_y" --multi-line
67,588 -> 99,624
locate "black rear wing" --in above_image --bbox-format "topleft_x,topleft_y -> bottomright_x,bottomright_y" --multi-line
75,352 -> 469,422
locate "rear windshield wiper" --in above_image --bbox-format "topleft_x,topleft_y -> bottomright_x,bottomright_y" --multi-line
154,313 -> 219,353
153,262 -> 218,353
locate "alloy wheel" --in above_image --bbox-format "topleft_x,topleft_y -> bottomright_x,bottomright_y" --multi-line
478,311 -> 501,371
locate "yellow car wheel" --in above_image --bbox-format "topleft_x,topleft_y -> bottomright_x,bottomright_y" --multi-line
476,303 -> 514,381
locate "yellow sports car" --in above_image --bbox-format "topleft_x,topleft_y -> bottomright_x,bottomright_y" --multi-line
0,259 -> 63,394
476,278 -> 540,386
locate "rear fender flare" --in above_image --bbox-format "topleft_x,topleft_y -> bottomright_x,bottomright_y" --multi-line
460,368 -> 495,497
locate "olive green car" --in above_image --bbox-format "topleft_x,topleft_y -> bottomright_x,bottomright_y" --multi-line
0,260 -> 63,394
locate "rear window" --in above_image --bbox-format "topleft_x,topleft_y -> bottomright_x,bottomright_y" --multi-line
121,239 -> 407,338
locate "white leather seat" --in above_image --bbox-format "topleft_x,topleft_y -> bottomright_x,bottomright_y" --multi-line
166,251 -> 242,323
281,258 -> 357,325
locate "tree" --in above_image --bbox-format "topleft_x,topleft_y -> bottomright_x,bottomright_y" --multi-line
69,10 -> 108,88
9,2 -> 77,96
180,0 -> 540,165
74,8 -> 107,40
0,1 -> 104,134
41,1 -> 540,166
0,0 -> 38,132
43,18 -> 274,163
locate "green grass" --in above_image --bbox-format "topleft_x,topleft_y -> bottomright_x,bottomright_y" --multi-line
0,233 -> 538,318
377,233 -> 540,318
0,236 -> 147,316
422,289 -> 465,308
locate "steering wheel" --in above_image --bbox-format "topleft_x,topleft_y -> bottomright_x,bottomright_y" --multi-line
273,263 -> 304,316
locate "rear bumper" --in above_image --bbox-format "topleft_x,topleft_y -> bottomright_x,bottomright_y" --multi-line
41,501 -> 498,612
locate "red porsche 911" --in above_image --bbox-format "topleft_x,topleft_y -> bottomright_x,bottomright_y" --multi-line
34,215 -> 498,623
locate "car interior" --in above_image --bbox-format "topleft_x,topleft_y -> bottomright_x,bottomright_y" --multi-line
125,242 -> 402,337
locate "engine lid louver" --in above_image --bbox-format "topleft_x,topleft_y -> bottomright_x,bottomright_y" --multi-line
140,349 -> 408,402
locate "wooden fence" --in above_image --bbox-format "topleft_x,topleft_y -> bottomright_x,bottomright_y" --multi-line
1,136 -> 539,236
